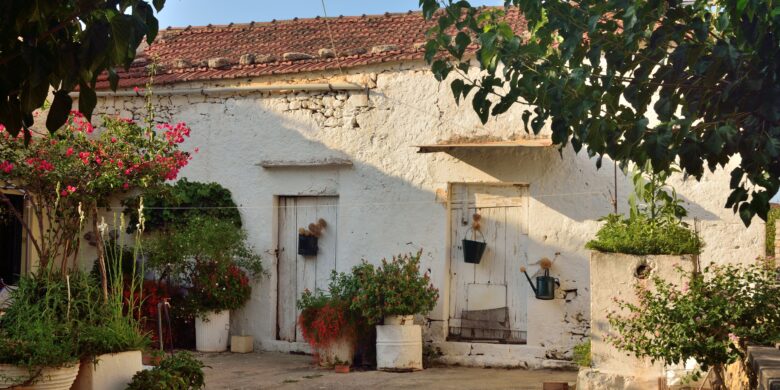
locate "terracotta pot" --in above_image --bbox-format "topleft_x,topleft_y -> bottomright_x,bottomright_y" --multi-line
334,364 -> 350,374
316,335 -> 355,368
142,353 -> 162,366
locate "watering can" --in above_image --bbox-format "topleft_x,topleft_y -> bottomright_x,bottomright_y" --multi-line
520,258 -> 559,300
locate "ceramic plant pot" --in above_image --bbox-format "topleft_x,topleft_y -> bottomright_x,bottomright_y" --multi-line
6,363 -> 81,390
195,310 -> 230,352
71,351 -> 142,390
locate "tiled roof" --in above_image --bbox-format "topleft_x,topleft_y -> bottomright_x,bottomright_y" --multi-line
95,9 -> 526,90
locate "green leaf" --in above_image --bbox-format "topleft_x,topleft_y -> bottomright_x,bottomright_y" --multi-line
46,91 -> 73,133
78,83 -> 97,122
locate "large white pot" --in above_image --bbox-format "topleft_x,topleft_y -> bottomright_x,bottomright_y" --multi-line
376,319 -> 422,372
316,335 -> 355,367
0,363 -> 81,390
195,310 -> 230,352
71,350 -> 142,390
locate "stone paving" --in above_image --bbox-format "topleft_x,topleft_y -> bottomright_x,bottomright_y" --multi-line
199,351 -> 578,389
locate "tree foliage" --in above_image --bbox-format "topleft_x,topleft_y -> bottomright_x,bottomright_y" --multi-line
0,0 -> 165,138
421,0 -> 780,225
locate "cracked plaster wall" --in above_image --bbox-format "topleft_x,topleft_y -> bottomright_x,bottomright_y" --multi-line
86,60 -> 764,367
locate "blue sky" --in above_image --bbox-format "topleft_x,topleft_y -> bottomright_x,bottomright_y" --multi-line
156,0 -> 503,28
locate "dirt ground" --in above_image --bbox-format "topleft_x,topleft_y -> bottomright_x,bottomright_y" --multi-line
199,351 -> 578,389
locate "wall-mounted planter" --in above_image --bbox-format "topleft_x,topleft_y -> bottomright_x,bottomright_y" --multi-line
298,235 -> 318,256
462,228 -> 486,264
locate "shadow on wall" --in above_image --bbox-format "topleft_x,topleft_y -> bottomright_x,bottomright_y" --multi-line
446,146 -> 719,222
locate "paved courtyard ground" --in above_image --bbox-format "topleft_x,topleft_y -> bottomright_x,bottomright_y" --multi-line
199,351 -> 578,389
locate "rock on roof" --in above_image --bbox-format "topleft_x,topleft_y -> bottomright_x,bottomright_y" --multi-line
95,9 -> 525,90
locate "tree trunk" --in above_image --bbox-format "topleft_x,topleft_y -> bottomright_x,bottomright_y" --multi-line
92,203 -> 108,301
710,364 -> 726,390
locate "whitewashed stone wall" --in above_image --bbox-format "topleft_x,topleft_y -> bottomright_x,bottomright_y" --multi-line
82,61 -> 764,368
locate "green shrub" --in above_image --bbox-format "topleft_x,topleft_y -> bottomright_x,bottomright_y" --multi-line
127,351 -> 205,390
609,263 -> 780,387
350,251 -> 439,324
0,273 -> 81,375
587,163 -> 702,255
123,179 -> 241,234
573,340 -> 591,367
586,214 -> 702,255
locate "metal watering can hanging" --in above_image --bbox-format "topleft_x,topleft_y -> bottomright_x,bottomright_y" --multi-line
521,258 -> 560,300
462,213 -> 486,264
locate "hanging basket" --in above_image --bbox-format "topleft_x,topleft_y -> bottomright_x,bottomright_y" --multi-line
462,228 -> 486,264
298,235 -> 318,256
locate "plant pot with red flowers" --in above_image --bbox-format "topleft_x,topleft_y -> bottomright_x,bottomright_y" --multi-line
297,292 -> 357,367
170,217 -> 264,353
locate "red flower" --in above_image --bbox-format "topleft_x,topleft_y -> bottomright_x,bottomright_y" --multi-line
123,182 -> 129,190
66,147 -> 74,157
0,161 -> 14,173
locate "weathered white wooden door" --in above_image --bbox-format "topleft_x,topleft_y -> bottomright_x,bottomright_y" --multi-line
277,196 -> 338,342
448,183 -> 529,343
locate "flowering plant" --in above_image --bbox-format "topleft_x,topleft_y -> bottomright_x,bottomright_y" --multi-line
350,251 -> 439,324
145,216 -> 263,318
188,261 -> 251,316
608,263 -> 780,390
297,291 -> 353,350
0,112 -> 192,271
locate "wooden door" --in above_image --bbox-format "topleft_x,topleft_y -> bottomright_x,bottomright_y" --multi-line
276,196 -> 338,342
448,183 -> 529,343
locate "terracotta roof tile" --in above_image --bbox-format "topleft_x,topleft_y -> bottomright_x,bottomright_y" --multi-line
95,9 -> 526,90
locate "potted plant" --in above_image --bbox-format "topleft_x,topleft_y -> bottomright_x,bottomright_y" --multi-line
580,164 -> 704,389
297,291 -> 356,367
608,263 -> 780,390
350,251 -> 439,371
168,217 -> 263,352
73,216 -> 149,390
298,219 -> 326,256
0,273 -> 81,389
333,358 -> 350,374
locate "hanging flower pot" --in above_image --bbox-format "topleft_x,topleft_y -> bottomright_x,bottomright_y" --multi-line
298,234 -> 318,256
298,219 -> 326,256
462,229 -> 486,264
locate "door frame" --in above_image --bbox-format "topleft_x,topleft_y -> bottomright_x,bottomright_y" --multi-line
274,194 -> 339,342
444,182 -> 529,341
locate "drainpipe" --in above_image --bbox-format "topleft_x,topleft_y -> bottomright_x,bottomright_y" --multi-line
69,82 -> 368,97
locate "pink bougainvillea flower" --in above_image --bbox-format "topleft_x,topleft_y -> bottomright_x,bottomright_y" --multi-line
122,182 -> 130,190
111,137 -> 117,143
66,185 -> 76,194
65,147 -> 74,157
0,161 -> 14,174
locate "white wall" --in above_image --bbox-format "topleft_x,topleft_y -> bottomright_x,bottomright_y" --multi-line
86,61 -> 763,366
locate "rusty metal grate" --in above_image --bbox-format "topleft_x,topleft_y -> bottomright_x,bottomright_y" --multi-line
448,326 -> 527,344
